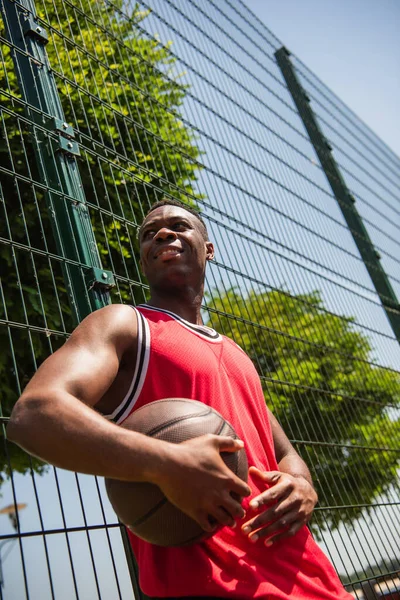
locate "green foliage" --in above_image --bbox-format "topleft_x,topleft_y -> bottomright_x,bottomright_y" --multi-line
42,0 -> 203,278
207,288 -> 400,531
0,0 -> 202,481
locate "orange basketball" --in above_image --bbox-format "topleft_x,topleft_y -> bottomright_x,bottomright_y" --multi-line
105,398 -> 248,547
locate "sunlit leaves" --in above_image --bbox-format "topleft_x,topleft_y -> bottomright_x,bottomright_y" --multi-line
207,288 -> 400,531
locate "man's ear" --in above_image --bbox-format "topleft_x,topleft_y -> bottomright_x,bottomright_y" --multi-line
206,241 -> 215,261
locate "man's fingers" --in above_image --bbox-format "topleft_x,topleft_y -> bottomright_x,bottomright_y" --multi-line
215,437 -> 252,498
195,512 -> 218,533
195,493 -> 245,531
222,493 -> 247,520
240,468 -> 316,545
244,497 -> 287,529
249,479 -> 288,510
217,435 -> 245,452
248,509 -> 299,541
251,486 -> 302,517
263,520 -> 304,547
242,505 -> 307,545
231,477 -> 251,498
249,466 -> 282,484
241,508 -> 279,536
208,492 -> 247,528
208,506 -> 236,528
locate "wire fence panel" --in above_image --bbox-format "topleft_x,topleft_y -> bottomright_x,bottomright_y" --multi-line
1,0 -> 399,599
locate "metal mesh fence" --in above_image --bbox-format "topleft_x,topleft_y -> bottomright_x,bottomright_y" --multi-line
0,0 -> 399,598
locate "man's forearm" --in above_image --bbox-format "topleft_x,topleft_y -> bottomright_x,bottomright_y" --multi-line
277,451 -> 315,488
7,391 -> 173,483
268,408 -> 315,488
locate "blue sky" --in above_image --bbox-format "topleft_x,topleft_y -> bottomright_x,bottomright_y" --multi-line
244,0 -> 400,157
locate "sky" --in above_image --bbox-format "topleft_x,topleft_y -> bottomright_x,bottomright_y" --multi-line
244,0 -> 400,158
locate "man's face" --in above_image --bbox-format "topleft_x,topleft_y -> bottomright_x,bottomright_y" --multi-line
139,205 -> 214,290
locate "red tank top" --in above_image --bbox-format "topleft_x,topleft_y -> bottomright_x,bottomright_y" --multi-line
106,305 -> 352,599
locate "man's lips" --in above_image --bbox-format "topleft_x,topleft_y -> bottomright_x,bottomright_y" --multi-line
153,246 -> 183,260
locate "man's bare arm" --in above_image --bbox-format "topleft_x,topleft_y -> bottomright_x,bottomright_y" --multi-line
7,304 -> 156,480
268,409 -> 314,486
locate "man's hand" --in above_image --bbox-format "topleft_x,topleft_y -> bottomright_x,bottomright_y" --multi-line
154,434 -> 251,532
241,466 -> 318,546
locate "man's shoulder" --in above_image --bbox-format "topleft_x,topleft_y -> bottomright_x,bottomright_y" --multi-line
70,303 -> 139,348
88,303 -> 136,323
221,334 -> 247,355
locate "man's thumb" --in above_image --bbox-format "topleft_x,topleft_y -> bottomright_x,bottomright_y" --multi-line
218,436 -> 245,453
249,466 -> 281,483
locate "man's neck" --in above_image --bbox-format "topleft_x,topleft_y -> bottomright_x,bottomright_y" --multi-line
146,289 -> 204,325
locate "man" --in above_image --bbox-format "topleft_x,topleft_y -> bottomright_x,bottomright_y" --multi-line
8,199 -> 352,599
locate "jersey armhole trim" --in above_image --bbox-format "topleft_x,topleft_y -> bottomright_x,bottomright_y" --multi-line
103,306 -> 151,424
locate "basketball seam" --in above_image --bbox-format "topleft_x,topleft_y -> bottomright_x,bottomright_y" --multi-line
133,398 -> 208,414
129,496 -> 169,528
172,530 -> 209,547
146,409 -> 214,437
217,419 -> 237,438
217,419 -> 227,436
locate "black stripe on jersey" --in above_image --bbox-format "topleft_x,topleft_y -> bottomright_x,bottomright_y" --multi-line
105,307 -> 150,424
138,304 -> 221,341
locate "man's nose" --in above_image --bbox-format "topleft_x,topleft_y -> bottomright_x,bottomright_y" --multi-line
154,227 -> 177,241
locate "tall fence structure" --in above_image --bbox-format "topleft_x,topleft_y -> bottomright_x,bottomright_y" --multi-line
0,0 -> 399,599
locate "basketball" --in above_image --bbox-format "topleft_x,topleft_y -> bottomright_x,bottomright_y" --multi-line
105,398 -> 248,547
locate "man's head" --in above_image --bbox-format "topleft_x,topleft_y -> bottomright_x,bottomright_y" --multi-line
138,199 -> 214,295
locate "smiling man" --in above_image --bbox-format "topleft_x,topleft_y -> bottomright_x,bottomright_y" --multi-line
8,199 -> 353,599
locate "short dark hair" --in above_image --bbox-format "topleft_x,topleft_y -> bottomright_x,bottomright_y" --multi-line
139,199 -> 209,241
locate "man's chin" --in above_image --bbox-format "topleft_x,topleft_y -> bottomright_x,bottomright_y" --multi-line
151,268 -> 202,291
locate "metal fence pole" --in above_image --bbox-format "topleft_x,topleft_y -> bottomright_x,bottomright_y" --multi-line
275,46 -> 400,344
0,0 -> 143,597
0,0 -> 114,324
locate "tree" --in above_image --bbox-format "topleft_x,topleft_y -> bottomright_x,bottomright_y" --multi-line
0,0 -> 202,482
206,288 -> 400,532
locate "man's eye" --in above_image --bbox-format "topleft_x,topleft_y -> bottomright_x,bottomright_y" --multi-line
143,230 -> 155,239
173,222 -> 188,230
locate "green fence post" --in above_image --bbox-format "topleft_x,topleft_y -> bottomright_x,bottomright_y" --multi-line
0,0 -> 114,324
275,46 -> 400,344
0,0 -> 144,597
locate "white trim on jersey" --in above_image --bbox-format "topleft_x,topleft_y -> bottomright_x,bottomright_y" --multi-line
104,307 -> 151,424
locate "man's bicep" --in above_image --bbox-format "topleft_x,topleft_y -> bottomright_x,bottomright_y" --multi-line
32,341 -> 120,406
21,305 -> 137,408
